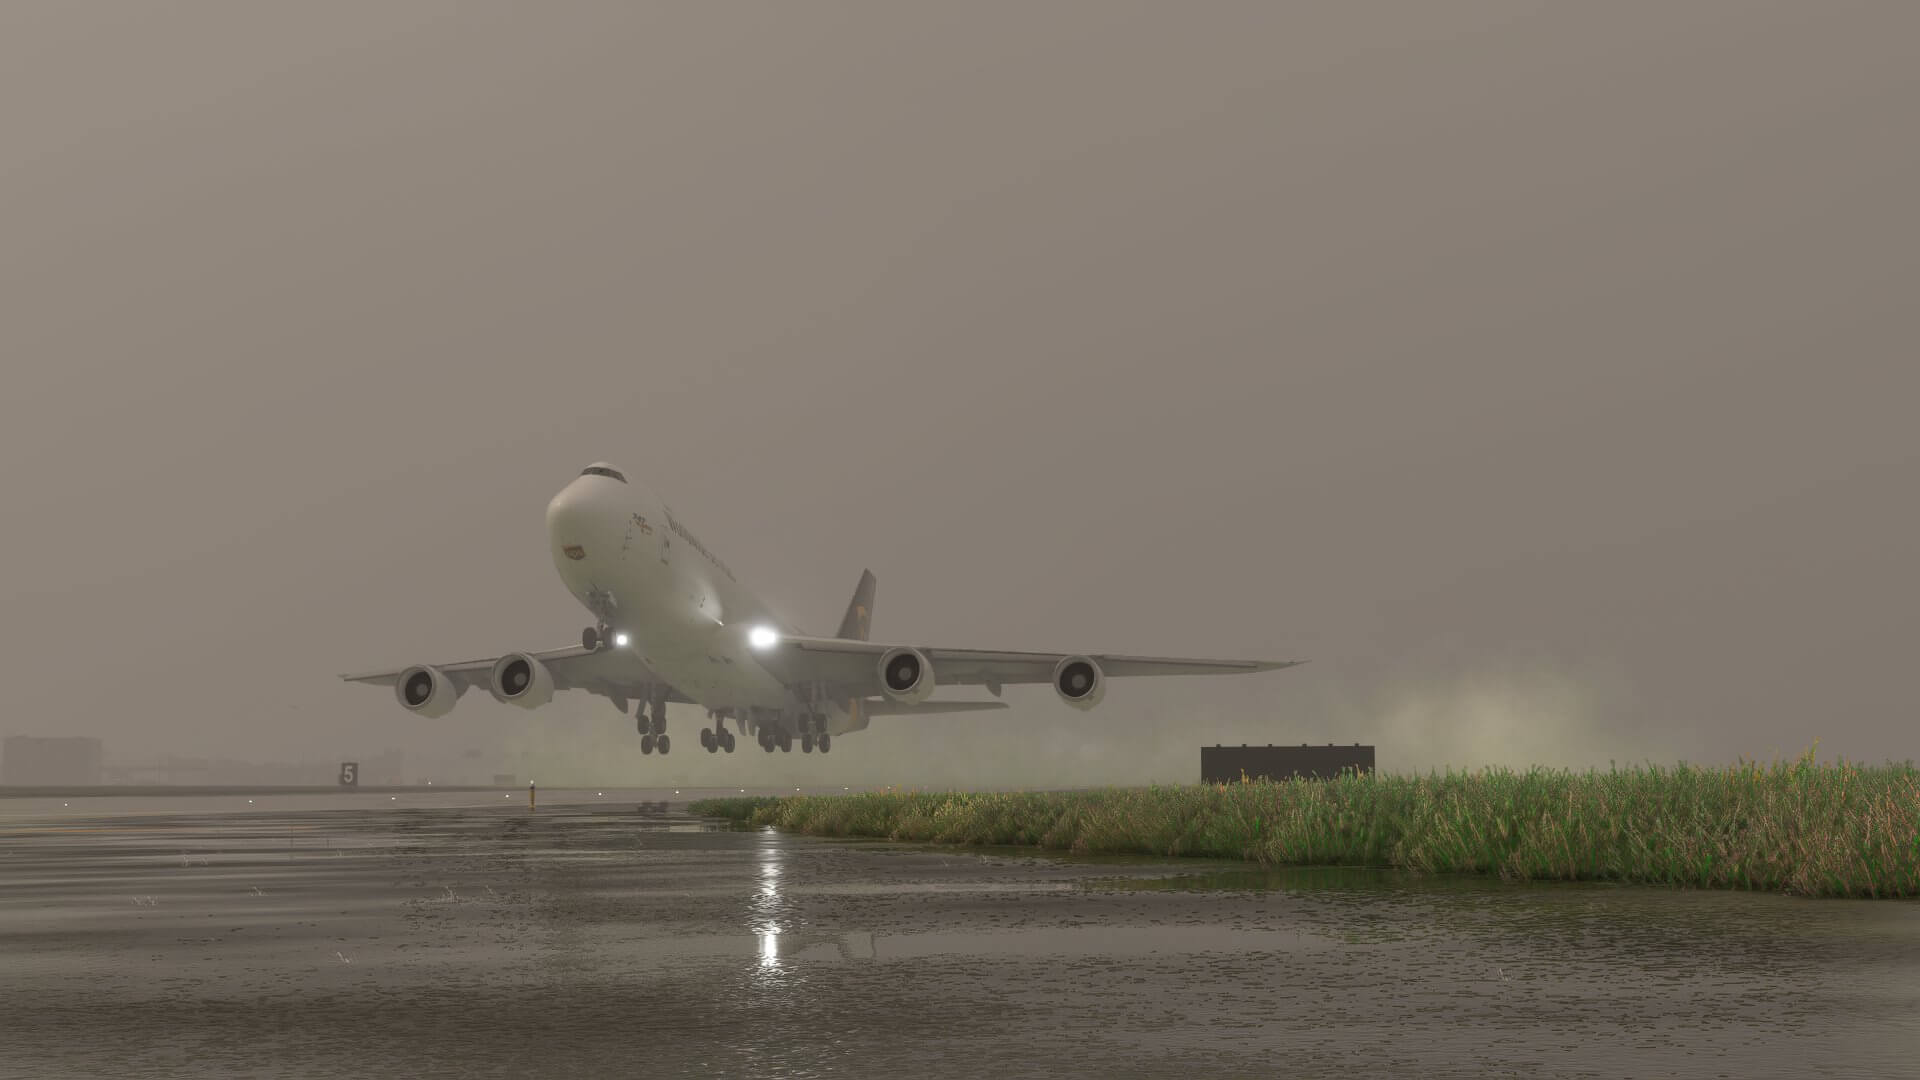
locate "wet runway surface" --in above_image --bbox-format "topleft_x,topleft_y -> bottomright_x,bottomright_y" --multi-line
2,791 -> 1916,1079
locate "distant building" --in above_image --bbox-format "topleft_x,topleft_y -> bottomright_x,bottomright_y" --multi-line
2,736 -> 106,786
1201,743 -> 1375,784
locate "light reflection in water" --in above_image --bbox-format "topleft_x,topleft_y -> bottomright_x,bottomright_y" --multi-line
752,827 -> 783,975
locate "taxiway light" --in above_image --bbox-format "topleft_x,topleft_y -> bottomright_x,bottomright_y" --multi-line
613,632 -> 631,648
748,625 -> 779,650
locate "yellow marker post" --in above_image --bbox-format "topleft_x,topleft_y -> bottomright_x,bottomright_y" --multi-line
529,782 -> 536,811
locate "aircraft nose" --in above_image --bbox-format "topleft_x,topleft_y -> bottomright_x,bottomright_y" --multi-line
547,479 -> 602,556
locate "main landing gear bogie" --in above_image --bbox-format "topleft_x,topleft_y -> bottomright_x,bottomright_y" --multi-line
803,713 -> 831,754
637,698 -> 670,755
753,714 -> 831,754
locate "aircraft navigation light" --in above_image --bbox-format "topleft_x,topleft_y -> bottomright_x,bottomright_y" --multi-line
748,625 -> 779,649
613,632 -> 631,648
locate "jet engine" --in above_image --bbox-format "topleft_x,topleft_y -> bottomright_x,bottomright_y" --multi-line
490,652 -> 556,708
1051,655 -> 1106,711
876,646 -> 935,705
395,665 -> 459,718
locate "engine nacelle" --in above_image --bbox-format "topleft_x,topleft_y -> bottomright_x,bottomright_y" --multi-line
1051,655 -> 1106,711
395,665 -> 459,718
490,652 -> 556,709
876,645 -> 935,705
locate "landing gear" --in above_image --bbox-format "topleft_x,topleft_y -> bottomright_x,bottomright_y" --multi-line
635,695 -> 669,752
795,714 -> 831,754
777,730 -> 793,753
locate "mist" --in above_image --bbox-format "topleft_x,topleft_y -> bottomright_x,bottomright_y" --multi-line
2,3 -> 1916,787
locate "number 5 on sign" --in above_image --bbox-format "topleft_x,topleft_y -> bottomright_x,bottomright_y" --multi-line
339,762 -> 358,787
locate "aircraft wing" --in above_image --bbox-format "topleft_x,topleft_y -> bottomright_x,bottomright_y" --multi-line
762,635 -> 1305,695
338,645 -> 692,706
859,699 -> 1010,717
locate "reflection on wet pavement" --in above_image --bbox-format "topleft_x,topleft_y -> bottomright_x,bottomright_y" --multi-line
1,795 -> 1915,1079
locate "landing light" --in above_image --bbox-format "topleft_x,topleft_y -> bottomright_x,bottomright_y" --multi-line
613,632 -> 631,648
748,626 -> 779,650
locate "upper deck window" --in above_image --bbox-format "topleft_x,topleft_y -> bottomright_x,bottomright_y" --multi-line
581,465 -> 628,483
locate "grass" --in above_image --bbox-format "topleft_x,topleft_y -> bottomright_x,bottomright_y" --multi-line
689,746 -> 1920,898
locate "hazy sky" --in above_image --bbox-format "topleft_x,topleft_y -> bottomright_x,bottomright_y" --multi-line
3,3 -> 1915,786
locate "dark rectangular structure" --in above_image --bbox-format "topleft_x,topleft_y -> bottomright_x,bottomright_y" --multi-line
2,736 -> 106,786
1201,743 -> 1375,784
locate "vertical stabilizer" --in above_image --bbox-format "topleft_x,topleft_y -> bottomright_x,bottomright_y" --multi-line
835,569 -> 877,641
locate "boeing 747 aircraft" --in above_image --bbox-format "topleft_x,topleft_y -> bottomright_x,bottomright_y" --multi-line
341,463 -> 1304,757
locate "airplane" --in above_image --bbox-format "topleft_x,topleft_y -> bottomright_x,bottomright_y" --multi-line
340,462 -> 1305,757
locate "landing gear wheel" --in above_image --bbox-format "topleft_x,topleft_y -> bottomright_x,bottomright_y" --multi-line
818,733 -> 831,754
801,731 -> 815,754
722,731 -> 736,753
760,730 -> 775,753
636,713 -> 648,736
656,733 -> 670,755
777,731 -> 793,753
651,712 -> 666,736
641,733 -> 656,755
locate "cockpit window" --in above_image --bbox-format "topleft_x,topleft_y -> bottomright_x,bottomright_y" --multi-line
581,465 -> 628,483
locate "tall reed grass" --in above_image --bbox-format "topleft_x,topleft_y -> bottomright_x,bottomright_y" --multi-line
690,747 -> 1920,898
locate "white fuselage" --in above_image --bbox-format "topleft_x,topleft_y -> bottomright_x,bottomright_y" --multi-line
545,471 -> 831,727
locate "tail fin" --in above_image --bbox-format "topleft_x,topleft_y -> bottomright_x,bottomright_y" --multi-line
835,569 -> 877,641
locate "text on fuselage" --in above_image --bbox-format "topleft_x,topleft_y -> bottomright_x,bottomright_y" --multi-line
665,514 -> 736,582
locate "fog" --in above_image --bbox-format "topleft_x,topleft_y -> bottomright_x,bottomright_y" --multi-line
3,3 -> 1915,787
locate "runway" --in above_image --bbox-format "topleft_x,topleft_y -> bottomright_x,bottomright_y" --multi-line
2,791 -> 1915,1079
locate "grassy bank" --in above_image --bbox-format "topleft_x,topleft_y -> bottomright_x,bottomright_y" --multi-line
691,749 -> 1920,898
